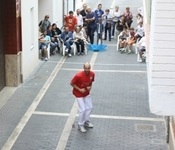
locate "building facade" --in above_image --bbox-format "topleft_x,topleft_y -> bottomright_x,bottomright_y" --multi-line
144,0 -> 175,149
0,0 -> 76,92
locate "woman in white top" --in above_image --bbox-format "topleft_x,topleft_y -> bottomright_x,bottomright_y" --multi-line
112,6 -> 121,38
73,26 -> 87,55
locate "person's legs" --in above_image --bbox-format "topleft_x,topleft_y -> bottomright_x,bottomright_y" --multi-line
104,26 -> 107,40
77,97 -> 86,126
108,27 -> 111,41
75,42 -> 80,54
84,95 -> 93,123
112,22 -> 116,37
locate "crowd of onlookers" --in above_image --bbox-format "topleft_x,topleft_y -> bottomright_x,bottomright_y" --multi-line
38,3 -> 146,62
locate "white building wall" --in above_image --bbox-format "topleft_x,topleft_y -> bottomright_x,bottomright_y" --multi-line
148,0 -> 175,115
21,0 -> 39,81
38,0 -> 64,28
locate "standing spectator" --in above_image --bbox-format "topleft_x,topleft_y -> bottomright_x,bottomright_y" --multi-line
76,9 -> 84,27
102,9 -> 113,41
80,3 -> 88,25
94,4 -> 104,23
85,7 -> 96,44
60,26 -> 73,57
112,6 -> 121,38
39,15 -> 51,32
70,62 -> 95,133
96,18 -> 104,44
64,11 -> 77,32
123,7 -> 133,29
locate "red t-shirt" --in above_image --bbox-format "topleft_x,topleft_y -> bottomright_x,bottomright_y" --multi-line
64,16 -> 77,32
71,71 -> 95,98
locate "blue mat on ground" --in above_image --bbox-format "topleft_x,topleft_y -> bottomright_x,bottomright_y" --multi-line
87,44 -> 107,52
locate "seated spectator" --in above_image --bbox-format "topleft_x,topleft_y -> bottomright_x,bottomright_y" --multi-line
118,27 -> 130,53
116,15 -> 126,40
73,26 -> 88,55
135,21 -> 144,41
136,13 -> 143,25
51,23 -> 62,52
126,27 -> 137,54
47,25 -> 58,55
38,30 -> 51,61
137,35 -> 146,62
60,26 -> 73,57
123,7 -> 133,29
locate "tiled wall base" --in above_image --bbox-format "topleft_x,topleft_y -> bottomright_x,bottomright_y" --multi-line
5,52 -> 21,86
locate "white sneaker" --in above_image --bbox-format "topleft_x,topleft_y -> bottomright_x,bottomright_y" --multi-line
111,36 -> 114,39
65,48 -> 68,53
84,121 -> 93,128
68,53 -> 72,57
78,125 -> 87,133
44,58 -> 48,61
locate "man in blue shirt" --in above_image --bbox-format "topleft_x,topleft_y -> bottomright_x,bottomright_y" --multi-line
85,7 -> 97,44
60,27 -> 73,57
94,4 -> 104,23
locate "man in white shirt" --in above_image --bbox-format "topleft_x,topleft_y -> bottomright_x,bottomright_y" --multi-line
102,9 -> 113,41
76,9 -> 83,27
112,6 -> 121,38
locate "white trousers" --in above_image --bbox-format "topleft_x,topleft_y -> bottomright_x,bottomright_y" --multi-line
77,95 -> 93,125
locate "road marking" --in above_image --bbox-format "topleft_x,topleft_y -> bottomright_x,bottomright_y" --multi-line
33,111 -> 164,122
1,57 -> 66,150
56,52 -> 98,150
61,68 -> 147,73
60,62 -> 146,66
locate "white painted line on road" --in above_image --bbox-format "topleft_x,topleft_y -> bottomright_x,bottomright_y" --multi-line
33,111 -> 69,117
61,68 -> 146,73
33,111 -> 164,122
90,114 -> 165,122
61,62 -> 146,66
1,57 -> 66,150
56,52 -> 98,150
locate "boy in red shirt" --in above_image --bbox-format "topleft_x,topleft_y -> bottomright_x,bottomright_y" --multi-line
70,62 -> 95,133
64,11 -> 77,32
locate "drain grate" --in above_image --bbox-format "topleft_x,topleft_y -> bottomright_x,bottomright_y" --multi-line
151,139 -> 165,145
135,124 -> 156,132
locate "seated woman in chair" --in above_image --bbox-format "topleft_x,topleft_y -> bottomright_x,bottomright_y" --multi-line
73,26 -> 88,55
38,30 -> 51,61
118,27 -> 130,53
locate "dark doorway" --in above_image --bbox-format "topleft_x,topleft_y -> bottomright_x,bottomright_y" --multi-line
0,1 -> 5,91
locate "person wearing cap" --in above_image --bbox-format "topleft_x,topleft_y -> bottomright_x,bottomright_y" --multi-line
39,15 -> 51,32
64,11 -> 77,32
70,62 -> 95,133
